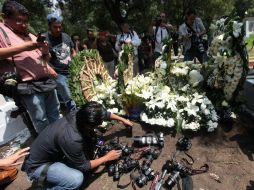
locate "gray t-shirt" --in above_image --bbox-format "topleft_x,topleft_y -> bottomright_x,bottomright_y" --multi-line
179,17 -> 206,52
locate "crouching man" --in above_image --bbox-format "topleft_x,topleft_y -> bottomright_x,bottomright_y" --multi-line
22,101 -> 133,189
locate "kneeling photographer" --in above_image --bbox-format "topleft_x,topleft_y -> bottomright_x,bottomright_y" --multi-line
179,8 -> 207,63
22,101 -> 133,190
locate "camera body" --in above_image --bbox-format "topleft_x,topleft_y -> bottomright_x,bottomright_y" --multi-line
164,159 -> 193,189
0,72 -> 19,86
108,157 -> 138,180
191,34 -> 205,54
136,166 -> 155,187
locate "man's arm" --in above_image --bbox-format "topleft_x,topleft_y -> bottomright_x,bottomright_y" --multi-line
90,150 -> 121,169
91,38 -> 98,49
71,48 -> 77,58
115,34 -> 122,52
0,41 -> 38,60
131,31 -> 141,47
110,113 -> 134,127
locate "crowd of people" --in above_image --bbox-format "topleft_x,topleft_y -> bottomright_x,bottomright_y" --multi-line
0,0 -> 208,189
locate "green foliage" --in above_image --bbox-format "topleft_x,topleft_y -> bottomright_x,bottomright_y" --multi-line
68,51 -> 87,106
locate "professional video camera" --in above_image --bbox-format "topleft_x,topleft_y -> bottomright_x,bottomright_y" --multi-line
133,132 -> 164,147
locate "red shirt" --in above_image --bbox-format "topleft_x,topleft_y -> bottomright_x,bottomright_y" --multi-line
0,23 -> 56,81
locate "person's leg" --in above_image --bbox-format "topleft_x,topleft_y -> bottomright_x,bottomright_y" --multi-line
29,162 -> 84,190
44,89 -> 60,124
20,93 -> 49,133
104,60 -> 115,78
154,52 -> 161,60
184,49 -> 195,61
133,55 -> 139,76
55,74 -> 76,111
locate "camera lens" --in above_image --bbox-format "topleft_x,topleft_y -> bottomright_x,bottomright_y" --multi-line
166,171 -> 181,189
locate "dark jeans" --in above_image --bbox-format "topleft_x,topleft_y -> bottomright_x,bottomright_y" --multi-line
28,162 -> 84,190
184,48 -> 208,63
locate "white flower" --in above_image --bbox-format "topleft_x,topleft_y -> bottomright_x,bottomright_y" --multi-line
181,84 -> 189,92
207,120 -> 218,132
185,102 -> 199,116
189,70 -> 204,87
101,121 -> 108,127
233,21 -> 243,38
108,108 -> 118,113
183,122 -> 200,131
167,118 -> 175,127
160,61 -> 167,69
221,100 -> 229,107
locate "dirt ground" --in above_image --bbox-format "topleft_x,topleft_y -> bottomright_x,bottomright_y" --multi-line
1,112 -> 254,190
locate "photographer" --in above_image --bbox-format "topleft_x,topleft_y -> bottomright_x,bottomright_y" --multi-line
148,12 -> 176,59
0,1 -> 60,133
91,31 -> 118,78
115,22 -> 141,76
179,9 -> 207,63
23,101 -> 133,189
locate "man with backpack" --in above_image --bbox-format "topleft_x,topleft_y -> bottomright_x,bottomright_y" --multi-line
44,13 -> 77,112
115,21 -> 141,76
149,12 -> 175,59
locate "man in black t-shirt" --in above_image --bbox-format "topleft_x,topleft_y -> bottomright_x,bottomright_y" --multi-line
91,31 -> 118,77
23,101 -> 133,189
44,13 -> 76,111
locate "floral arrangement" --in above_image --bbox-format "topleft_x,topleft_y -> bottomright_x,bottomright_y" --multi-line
206,15 -> 248,104
139,59 -> 218,132
69,15 -> 248,133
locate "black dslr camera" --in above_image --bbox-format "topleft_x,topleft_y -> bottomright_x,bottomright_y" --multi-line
0,72 -> 19,86
191,34 -> 205,54
162,159 -> 193,189
135,157 -> 156,187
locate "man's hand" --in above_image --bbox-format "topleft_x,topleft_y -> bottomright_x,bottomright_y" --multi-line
104,150 -> 121,162
122,119 -> 134,127
37,41 -> 50,55
0,147 -> 30,167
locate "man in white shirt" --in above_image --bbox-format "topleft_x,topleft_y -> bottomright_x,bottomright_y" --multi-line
115,22 -> 141,76
178,9 -> 207,63
149,12 -> 175,59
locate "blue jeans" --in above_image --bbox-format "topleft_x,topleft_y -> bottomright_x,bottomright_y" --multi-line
21,90 -> 60,133
28,162 -> 84,190
55,74 -> 76,111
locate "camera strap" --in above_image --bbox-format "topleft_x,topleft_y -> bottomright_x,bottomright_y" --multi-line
185,22 -> 197,35
0,26 -> 16,70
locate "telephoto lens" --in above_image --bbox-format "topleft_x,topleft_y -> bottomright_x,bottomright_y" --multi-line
157,132 -> 164,147
113,164 -> 121,181
133,134 -> 158,146
165,171 -> 181,189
